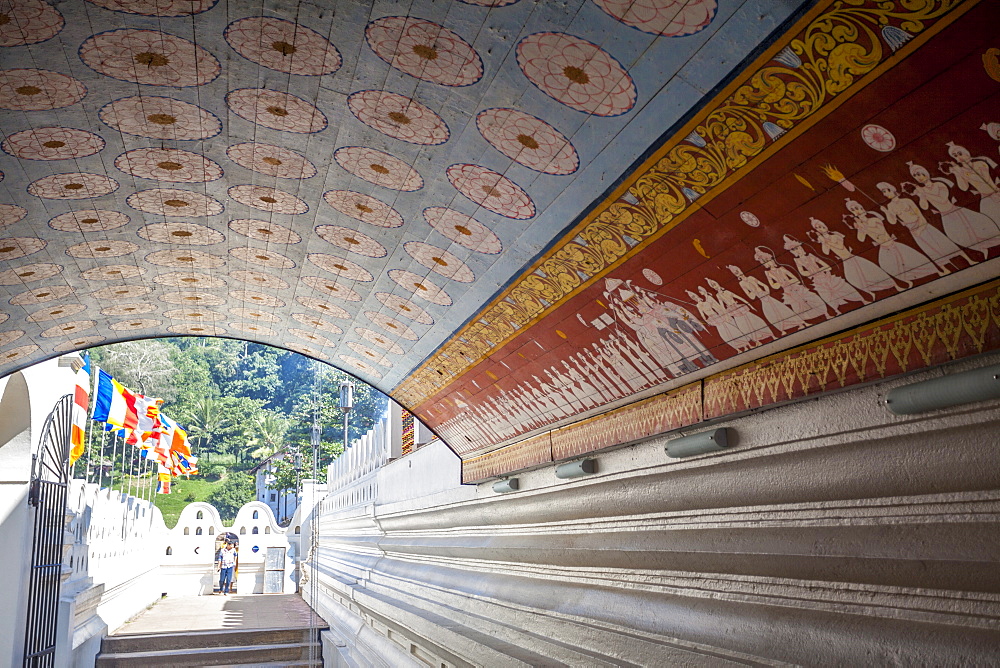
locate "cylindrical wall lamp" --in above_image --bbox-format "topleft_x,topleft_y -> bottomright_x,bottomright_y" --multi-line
555,459 -> 596,479
666,428 -> 730,458
884,363 -> 1000,415
492,478 -> 519,493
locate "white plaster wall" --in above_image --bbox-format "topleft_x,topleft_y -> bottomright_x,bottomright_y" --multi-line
303,353 -> 1000,666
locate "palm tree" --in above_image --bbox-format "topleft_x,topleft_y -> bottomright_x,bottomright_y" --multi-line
180,396 -> 230,461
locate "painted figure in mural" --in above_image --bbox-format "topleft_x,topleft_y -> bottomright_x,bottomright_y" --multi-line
808,217 -> 900,299
591,340 -> 645,391
877,182 -> 975,270
706,277 -> 773,348
604,279 -> 714,377
752,247 -> 831,327
687,288 -> 745,354
903,161 -> 1000,258
727,264 -> 805,333
983,123 -> 1000,155
561,359 -> 605,406
939,142 -> 1000,225
842,198 -> 943,286
779,236 -> 868,313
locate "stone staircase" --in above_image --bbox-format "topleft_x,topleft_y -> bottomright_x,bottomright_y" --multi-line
95,627 -> 324,667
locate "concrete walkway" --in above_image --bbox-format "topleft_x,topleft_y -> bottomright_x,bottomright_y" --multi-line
114,594 -> 319,635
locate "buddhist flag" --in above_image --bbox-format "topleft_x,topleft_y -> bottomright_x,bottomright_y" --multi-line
69,355 -> 90,465
92,369 -> 140,431
157,462 -> 171,495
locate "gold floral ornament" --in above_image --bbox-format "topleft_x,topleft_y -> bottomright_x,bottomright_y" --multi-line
0,0 -> 64,46
115,148 -> 223,183
375,292 -> 434,325
99,96 -> 221,141
2,127 -> 104,161
28,173 -> 118,200
0,69 -> 86,111
80,29 -> 220,87
225,17 -> 341,76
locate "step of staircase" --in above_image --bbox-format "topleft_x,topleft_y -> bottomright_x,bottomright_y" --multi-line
96,626 -> 325,668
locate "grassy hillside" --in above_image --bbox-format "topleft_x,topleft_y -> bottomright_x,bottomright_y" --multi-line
113,475 -> 223,528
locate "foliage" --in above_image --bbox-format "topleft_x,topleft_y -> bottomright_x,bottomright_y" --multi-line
208,472 -> 256,521
89,340 -> 177,399
204,465 -> 226,481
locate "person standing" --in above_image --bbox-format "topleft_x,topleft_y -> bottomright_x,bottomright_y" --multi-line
217,542 -> 238,595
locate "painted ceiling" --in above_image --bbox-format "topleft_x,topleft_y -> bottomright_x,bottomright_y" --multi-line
0,0 -> 997,461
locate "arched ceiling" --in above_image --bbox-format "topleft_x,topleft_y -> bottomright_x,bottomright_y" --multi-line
0,0 -> 997,461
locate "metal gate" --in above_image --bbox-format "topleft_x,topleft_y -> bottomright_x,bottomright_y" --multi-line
22,394 -> 74,668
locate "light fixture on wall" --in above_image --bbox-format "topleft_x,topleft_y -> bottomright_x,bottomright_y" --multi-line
666,428 -> 731,458
884,363 -> 1000,415
493,478 -> 519,493
555,459 -> 596,479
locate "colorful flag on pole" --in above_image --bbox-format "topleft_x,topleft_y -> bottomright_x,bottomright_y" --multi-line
69,354 -> 90,465
157,462 -> 171,494
92,369 -> 140,431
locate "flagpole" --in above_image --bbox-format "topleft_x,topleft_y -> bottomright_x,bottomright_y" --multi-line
110,431 -> 121,495
85,361 -> 98,484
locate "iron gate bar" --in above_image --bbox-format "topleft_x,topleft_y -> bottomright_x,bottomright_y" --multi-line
22,394 -> 73,668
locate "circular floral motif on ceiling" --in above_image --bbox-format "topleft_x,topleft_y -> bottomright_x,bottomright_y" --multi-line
225,17 -> 342,76
226,88 -> 327,134
53,337 -> 104,353
289,344 -> 329,360
861,124 -> 897,152
229,290 -> 284,308
302,276 -> 362,302
168,323 -> 227,336
295,296 -> 350,319
110,318 -> 161,332
0,237 -> 46,261
374,291 -> 434,325
80,264 -> 146,280
2,127 -> 104,161
161,291 -> 223,306
128,189 -> 223,217
347,90 -> 449,145
10,285 -> 73,305
457,0 -> 519,5
49,209 -> 129,233
226,143 -> 316,179
229,307 -> 280,323
446,164 -> 534,219
1,344 -> 40,363
0,69 -> 86,111
0,330 -> 24,347
163,308 -> 226,322
39,321 -> 96,338
306,254 -> 374,282
315,225 -> 387,258
154,271 -> 226,289
323,190 -> 403,229
115,147 -> 223,183
0,0 -> 63,46
290,312 -> 343,334
339,355 -> 383,379
229,247 -> 294,270
146,249 -> 225,269
230,270 -> 289,291
100,96 -> 222,141
28,173 -> 119,200
591,0 -> 717,36
229,219 -> 301,244
229,322 -> 277,337
355,327 -> 404,354
79,29 -> 220,87
0,204 -> 26,229
289,328 -> 338,348
365,16 -> 483,87
27,304 -> 87,322
403,242 -> 475,282
387,270 -> 452,306
228,185 -> 308,214
516,32 -> 636,117
423,207 -> 501,254
347,342 -> 393,367
91,285 -> 151,300
84,0 -> 218,17
137,221 -> 224,245
333,147 -> 423,192
476,108 -> 578,175
66,240 -> 138,259
101,303 -> 156,316
364,310 -> 420,340
0,262 -> 62,285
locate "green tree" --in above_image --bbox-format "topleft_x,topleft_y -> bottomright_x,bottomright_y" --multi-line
180,396 -> 231,459
208,471 -> 255,522
90,339 -> 177,399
